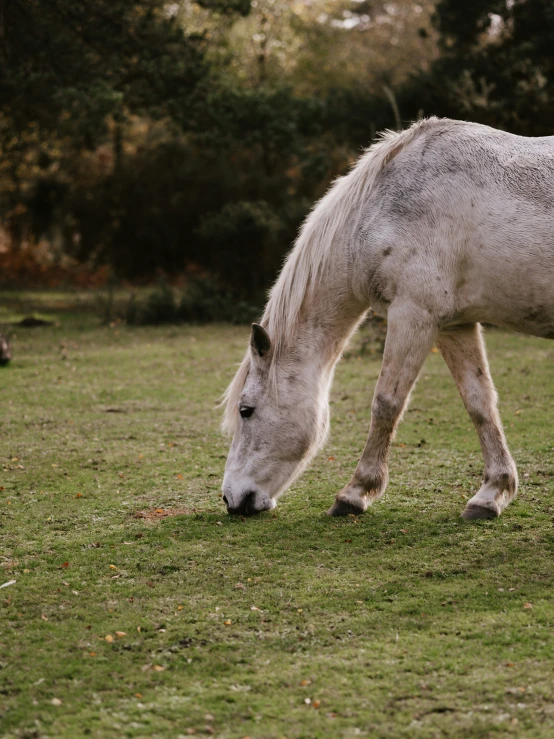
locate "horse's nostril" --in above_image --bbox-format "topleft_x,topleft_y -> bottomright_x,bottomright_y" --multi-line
243,491 -> 255,515
222,494 -> 229,507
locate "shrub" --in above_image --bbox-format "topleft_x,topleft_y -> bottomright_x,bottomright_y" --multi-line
196,200 -> 283,300
126,278 -> 260,325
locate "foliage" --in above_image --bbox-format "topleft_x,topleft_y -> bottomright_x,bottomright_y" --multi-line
3,0 -> 554,298
126,278 -> 261,325
2,311 -> 554,735
196,200 -> 283,297
401,0 -> 554,135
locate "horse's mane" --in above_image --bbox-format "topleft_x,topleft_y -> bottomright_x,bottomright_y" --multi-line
221,117 -> 440,435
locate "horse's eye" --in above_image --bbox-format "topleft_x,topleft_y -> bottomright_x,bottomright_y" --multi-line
239,405 -> 254,419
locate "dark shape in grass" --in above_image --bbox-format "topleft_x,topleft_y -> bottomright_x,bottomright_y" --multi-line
17,317 -> 54,327
0,334 -> 11,365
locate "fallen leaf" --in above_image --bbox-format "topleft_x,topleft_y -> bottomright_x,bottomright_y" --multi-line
153,665 -> 165,672
300,679 -> 312,686
109,564 -> 117,570
89,652 -> 96,657
430,347 -> 439,353
61,562 -> 69,569
235,582 -> 246,590
41,614 -> 48,621
313,699 -> 321,708
176,474 -> 183,480
105,634 -> 114,643
250,606 -> 261,611
223,619 -> 232,625
51,698 -> 62,706
327,456 -> 335,461
177,605 -> 184,610
76,493 -> 83,498
135,693 -> 142,698
204,713 -> 215,721
115,631 -> 126,637
523,602 -> 533,609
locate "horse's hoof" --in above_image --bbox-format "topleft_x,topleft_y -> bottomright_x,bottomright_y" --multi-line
327,499 -> 365,516
461,503 -> 499,520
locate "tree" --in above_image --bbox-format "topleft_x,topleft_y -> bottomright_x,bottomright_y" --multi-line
401,0 -> 554,135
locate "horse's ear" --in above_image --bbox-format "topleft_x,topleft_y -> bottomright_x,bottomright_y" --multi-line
250,323 -> 272,359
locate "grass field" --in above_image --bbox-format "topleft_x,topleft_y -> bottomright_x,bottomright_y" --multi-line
1,299 -> 554,738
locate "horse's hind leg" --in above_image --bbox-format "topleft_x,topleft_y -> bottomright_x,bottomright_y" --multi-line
328,302 -> 436,516
437,324 -> 518,519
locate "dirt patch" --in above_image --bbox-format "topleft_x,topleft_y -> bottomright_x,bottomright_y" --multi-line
134,507 -> 197,520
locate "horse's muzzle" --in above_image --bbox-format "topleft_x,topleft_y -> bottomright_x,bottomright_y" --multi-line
223,491 -> 259,516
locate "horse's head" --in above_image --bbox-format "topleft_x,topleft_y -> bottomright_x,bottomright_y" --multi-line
222,323 -> 330,515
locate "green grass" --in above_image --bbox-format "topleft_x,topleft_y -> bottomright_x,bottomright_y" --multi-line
1,304 -> 554,738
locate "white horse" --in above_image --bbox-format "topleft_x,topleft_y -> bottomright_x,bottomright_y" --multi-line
222,117 -> 554,520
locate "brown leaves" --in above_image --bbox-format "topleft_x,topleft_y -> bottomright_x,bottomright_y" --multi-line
135,507 -> 196,520
60,562 -> 69,569
523,602 -> 533,609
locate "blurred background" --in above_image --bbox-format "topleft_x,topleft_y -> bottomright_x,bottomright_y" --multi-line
1,0 -> 553,324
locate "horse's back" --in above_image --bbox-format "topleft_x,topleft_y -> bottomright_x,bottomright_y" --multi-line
360,119 -> 554,337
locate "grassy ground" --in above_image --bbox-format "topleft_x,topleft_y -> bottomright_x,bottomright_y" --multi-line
1,299 -> 554,738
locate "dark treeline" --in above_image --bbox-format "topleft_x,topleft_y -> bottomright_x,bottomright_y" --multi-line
1,0 -> 553,301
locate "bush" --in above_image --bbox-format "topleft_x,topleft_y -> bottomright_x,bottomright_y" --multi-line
126,278 -> 260,325
196,200 -> 283,300
139,281 -> 179,325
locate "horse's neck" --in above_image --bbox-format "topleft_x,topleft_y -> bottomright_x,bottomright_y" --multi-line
294,286 -> 369,372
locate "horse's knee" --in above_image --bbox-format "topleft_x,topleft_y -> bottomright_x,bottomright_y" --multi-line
372,393 -> 402,425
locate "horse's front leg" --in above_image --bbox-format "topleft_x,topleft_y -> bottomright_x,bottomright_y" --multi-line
328,302 -> 436,516
437,324 -> 518,519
